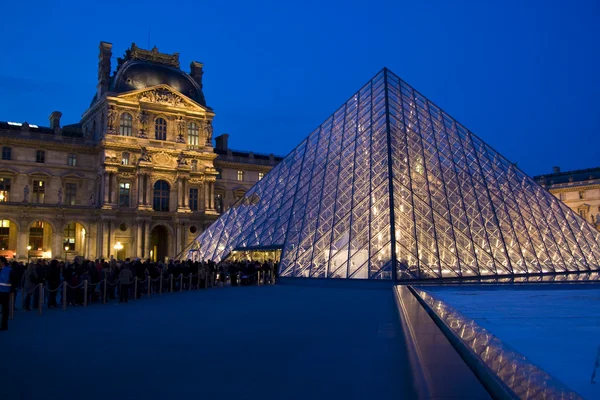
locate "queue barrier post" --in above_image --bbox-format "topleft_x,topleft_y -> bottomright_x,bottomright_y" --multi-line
180,274 -> 183,293
9,293 -> 14,320
83,280 -> 88,307
170,275 -> 173,293
38,284 -> 43,315
62,281 -> 67,311
103,277 -> 107,304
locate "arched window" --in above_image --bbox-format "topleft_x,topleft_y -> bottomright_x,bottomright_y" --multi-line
153,180 -> 170,211
155,117 -> 167,140
119,113 -> 133,136
187,122 -> 199,147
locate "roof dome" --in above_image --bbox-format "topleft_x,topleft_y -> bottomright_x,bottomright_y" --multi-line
111,60 -> 206,106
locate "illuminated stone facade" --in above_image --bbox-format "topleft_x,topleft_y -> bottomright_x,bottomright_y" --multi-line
0,42 -> 278,262
534,166 -> 600,229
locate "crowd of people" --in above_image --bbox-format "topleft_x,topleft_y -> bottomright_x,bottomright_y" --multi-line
0,256 -> 279,331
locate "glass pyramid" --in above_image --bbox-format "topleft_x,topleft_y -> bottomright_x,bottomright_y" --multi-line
182,68 -> 600,280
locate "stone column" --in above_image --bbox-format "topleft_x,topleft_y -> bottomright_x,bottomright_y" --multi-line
144,221 -> 151,259
183,179 -> 188,208
87,225 -> 95,260
110,173 -> 118,204
177,179 -> 183,208
52,232 -> 62,260
199,183 -> 205,211
145,176 -> 153,207
136,222 -> 143,257
17,231 -> 27,262
97,221 -> 104,259
175,223 -> 182,256
136,174 -> 143,207
204,183 -> 210,210
103,172 -> 110,205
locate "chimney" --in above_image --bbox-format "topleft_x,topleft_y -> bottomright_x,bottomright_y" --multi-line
97,41 -> 113,98
49,111 -> 62,130
190,61 -> 204,89
215,134 -> 229,151
552,166 -> 561,174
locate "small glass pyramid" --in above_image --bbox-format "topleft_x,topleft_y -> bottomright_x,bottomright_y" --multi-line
181,68 -> 600,280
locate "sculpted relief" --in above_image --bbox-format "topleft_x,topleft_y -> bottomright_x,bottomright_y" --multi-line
139,88 -> 185,108
152,151 -> 176,168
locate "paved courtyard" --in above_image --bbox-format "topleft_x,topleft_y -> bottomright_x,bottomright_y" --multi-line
1,284 -> 416,400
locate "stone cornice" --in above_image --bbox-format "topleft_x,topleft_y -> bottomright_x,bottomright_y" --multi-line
547,184 -> 600,193
0,135 -> 95,153
214,160 -> 275,172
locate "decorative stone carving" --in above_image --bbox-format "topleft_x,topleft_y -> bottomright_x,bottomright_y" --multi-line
23,185 -> 29,203
177,152 -> 188,166
107,106 -> 117,133
152,173 -> 176,186
153,152 -> 176,167
176,116 -> 186,143
139,147 -> 152,162
57,187 -> 63,205
205,120 -> 213,145
137,110 -> 149,138
140,88 -> 185,108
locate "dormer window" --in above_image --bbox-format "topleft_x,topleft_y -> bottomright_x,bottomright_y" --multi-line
155,118 -> 167,140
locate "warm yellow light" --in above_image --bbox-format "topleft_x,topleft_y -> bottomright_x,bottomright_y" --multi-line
27,245 -> 31,251
114,241 -> 123,251
64,246 -> 69,251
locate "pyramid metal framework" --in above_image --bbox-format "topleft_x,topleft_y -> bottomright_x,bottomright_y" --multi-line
182,69 -> 600,280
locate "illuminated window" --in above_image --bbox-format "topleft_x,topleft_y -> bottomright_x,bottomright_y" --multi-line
191,160 -> 198,172
32,180 -> 45,203
189,188 -> 199,211
36,150 -> 45,163
1,147 -> 11,160
0,220 -> 9,250
119,182 -> 130,207
153,180 -> 170,211
29,221 -> 44,250
188,122 -> 199,147
65,183 -> 77,205
67,153 -> 77,166
258,172 -> 264,180
155,118 -> 167,140
579,209 -> 587,219
0,178 -> 10,202
579,191 -> 585,200
237,170 -> 244,181
122,152 -> 130,165
63,222 -> 76,251
119,113 -> 133,136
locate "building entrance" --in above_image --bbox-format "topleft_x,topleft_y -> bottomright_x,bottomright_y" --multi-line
227,248 -> 281,263
150,225 -> 169,263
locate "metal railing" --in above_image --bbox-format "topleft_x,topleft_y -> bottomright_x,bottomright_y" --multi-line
8,270 -> 275,320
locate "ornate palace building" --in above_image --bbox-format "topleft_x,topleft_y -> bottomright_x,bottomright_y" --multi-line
0,42 -> 280,262
534,166 -> 600,229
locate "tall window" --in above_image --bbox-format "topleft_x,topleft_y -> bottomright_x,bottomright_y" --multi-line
191,160 -> 198,171
65,183 -> 77,205
0,178 -> 10,202
155,118 -> 167,140
122,152 -> 130,165
258,172 -> 264,180
67,153 -> 77,166
215,193 -> 223,214
237,170 -> 244,181
189,188 -> 199,211
1,147 -> 11,160
579,191 -> 585,200
0,220 -> 9,249
29,221 -> 44,250
36,150 -> 45,163
119,113 -> 133,136
119,183 -> 130,207
32,180 -> 45,203
63,222 -> 76,251
153,180 -> 170,211
188,122 -> 199,147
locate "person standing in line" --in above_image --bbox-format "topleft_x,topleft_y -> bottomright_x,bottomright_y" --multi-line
0,256 -> 15,331
119,263 -> 133,303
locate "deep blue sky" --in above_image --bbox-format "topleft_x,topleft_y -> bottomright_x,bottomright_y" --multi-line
1,0 -> 599,176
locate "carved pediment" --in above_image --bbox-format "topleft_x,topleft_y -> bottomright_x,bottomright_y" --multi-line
116,85 -> 207,111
